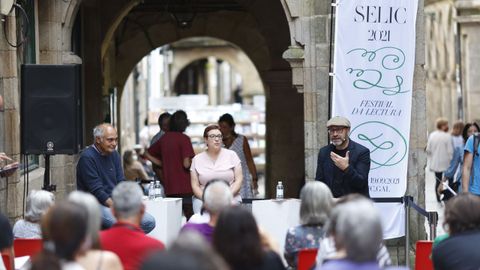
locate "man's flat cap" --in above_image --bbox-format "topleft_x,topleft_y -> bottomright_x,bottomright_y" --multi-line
326,116 -> 351,128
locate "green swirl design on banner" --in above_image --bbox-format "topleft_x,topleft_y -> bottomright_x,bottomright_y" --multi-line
347,47 -> 405,70
346,69 -> 407,96
351,121 -> 408,170
345,47 -> 409,96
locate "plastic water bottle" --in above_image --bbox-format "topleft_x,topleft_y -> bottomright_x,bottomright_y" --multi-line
154,180 -> 162,200
276,181 -> 284,199
148,181 -> 155,200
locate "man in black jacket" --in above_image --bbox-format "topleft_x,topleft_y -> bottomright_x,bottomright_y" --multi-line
315,116 -> 371,197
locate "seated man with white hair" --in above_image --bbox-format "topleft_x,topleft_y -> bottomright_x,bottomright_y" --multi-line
181,179 -> 233,243
13,190 -> 55,239
100,181 -> 164,270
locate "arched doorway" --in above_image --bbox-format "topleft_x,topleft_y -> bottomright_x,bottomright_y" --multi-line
81,0 -> 304,197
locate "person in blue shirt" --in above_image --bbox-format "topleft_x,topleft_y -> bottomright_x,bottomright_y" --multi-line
462,132 -> 480,196
77,123 -> 155,233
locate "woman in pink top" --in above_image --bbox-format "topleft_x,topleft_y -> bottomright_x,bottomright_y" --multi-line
191,125 -> 243,213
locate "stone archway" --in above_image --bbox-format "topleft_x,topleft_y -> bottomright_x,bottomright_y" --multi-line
80,0 -> 304,197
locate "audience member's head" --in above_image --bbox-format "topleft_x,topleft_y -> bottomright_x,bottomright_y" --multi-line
202,180 -> 232,219
436,118 -> 449,132
25,190 -> 55,223
299,181 -> 333,226
0,212 -> 13,251
31,202 -> 89,270
123,149 -> 136,167
462,122 -> 480,142
218,113 -> 237,137
451,121 -> 464,136
444,193 -> 480,235
213,206 -> 264,269
327,197 -> 383,263
158,112 -> 171,132
68,191 -> 102,249
112,181 -> 145,223
169,110 -> 190,132
142,231 -> 230,270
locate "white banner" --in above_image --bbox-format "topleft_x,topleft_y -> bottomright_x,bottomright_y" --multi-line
333,0 -> 419,198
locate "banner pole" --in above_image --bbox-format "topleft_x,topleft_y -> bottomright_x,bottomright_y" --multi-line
327,0 -> 336,119
405,196 -> 410,268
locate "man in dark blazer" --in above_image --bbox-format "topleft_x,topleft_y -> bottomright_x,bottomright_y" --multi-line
315,116 -> 371,197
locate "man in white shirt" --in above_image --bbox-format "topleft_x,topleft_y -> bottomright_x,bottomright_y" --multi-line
427,118 -> 454,202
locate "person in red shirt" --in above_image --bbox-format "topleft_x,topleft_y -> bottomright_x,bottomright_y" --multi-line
147,110 -> 195,219
100,181 -> 164,270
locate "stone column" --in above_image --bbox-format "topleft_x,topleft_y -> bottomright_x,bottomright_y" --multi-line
0,9 -> 22,218
262,70 -> 304,198
282,1 -> 332,183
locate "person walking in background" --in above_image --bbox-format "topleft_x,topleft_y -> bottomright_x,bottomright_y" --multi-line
462,122 -> 480,195
451,121 -> 465,149
149,112 -> 171,182
315,116 -> 370,198
68,191 -> 123,270
463,122 -> 479,143
76,123 -> 155,233
426,118 -> 453,202
13,190 -> 55,239
284,181 -> 333,268
443,122 -> 480,197
150,112 -> 171,145
440,121 -> 465,200
218,113 -> 258,198
190,125 -> 243,214
147,110 -> 195,218
100,182 -> 164,270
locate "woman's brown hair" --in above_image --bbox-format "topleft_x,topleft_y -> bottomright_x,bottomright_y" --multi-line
203,125 -> 220,138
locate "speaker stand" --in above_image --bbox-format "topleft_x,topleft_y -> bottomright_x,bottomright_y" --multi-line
42,154 -> 56,192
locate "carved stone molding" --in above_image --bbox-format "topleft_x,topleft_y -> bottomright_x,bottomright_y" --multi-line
282,45 -> 305,92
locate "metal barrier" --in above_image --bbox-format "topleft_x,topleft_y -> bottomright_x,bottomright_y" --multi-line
372,196 -> 438,269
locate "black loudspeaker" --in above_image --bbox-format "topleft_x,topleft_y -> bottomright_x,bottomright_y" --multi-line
21,64 -> 82,155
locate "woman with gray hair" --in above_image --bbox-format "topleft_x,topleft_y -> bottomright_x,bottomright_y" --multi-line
315,196 -> 397,270
283,181 -> 333,268
13,190 -> 54,239
67,191 -> 123,270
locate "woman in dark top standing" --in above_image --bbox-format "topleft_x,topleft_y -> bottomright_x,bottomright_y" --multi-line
213,206 -> 285,270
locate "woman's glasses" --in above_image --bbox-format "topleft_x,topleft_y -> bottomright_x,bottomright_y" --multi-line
207,134 -> 223,140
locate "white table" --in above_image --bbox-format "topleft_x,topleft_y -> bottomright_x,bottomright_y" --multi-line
252,199 -> 301,262
144,197 -> 183,246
